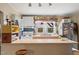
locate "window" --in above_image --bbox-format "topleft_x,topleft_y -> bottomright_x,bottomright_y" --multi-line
38,28 -> 43,33
48,28 -> 53,33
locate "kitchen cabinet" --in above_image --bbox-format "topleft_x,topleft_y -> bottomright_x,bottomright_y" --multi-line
10,37 -> 77,55
2,25 -> 11,33
2,25 -> 11,43
11,25 -> 19,41
12,25 -> 19,33
2,33 -> 11,43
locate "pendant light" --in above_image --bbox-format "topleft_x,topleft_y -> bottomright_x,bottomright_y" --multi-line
28,3 -> 32,7
38,3 -> 42,7
49,3 -> 52,6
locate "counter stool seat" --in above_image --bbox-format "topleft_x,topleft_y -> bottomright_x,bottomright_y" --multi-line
16,49 -> 28,55
16,49 -> 33,55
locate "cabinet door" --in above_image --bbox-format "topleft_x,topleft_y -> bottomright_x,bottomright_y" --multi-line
22,16 -> 34,27
2,33 -> 11,43
2,25 -> 11,33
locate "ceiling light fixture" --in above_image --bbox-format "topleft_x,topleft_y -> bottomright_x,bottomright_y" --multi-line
28,3 -> 32,7
49,3 -> 52,6
38,3 -> 42,7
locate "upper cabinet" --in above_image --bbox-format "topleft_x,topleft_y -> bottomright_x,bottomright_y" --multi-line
2,25 -> 11,33
34,16 -> 58,21
21,16 -> 34,27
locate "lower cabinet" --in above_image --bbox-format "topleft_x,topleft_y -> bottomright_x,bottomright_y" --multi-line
2,33 -> 11,43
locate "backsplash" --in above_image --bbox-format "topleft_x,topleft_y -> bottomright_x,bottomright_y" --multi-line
35,20 -> 57,35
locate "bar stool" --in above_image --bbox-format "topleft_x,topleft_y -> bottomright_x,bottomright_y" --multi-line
16,49 -> 33,55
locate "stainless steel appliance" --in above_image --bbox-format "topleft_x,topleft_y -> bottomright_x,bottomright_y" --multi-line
62,23 -> 74,40
58,19 -> 78,49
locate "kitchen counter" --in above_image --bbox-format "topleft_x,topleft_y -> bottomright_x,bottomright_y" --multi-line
10,35 -> 77,55
12,37 -> 77,44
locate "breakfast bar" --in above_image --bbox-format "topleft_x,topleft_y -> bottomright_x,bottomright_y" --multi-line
11,36 -> 77,55
12,38 -> 77,44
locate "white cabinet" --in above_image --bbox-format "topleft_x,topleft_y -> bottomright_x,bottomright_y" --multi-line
21,16 -> 34,27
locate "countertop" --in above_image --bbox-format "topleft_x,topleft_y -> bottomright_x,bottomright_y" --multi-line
12,38 -> 77,44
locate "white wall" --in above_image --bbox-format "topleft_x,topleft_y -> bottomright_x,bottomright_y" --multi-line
0,3 -> 20,15
0,3 -> 21,24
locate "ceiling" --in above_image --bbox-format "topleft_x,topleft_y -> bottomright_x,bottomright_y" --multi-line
8,3 -> 79,15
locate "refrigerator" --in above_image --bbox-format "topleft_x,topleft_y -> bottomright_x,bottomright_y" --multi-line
62,22 -> 78,49
58,19 -> 78,49
62,23 -> 74,40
